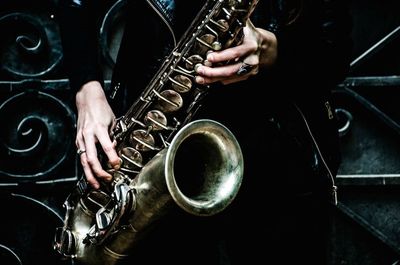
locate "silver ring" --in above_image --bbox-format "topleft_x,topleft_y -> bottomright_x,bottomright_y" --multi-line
77,149 -> 86,156
236,62 -> 255,76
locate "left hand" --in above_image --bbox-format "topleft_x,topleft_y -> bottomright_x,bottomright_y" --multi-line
195,20 -> 278,85
75,81 -> 120,189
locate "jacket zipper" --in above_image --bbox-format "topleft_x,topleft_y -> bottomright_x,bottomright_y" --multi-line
294,104 -> 338,205
146,0 -> 177,46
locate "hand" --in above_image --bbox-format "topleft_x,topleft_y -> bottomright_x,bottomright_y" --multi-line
75,81 -> 120,189
195,20 -> 278,85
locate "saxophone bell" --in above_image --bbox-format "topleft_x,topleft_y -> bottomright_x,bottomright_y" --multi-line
165,119 -> 243,216
54,119 -> 243,264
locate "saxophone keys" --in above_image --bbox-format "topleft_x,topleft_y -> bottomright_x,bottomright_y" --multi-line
185,55 -> 203,70
154,90 -> 183,113
170,75 -> 192,93
119,147 -> 144,169
212,41 -> 222,51
53,227 -> 76,257
95,207 -> 112,230
195,33 -> 217,55
211,19 -> 229,32
144,110 -> 168,131
129,129 -> 156,152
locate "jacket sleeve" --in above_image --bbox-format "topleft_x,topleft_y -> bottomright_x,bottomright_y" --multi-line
57,0 -> 105,92
266,0 -> 353,97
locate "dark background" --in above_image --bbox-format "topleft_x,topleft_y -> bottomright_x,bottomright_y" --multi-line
0,0 -> 400,264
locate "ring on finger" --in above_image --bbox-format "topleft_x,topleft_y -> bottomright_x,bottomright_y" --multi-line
237,62 -> 255,76
77,149 -> 86,156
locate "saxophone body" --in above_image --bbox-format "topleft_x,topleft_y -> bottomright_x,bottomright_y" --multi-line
54,0 -> 259,264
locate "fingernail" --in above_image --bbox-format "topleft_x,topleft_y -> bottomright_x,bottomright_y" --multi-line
196,76 -> 205,84
207,54 -> 214,61
113,158 -> 122,170
195,65 -> 203,74
204,60 -> 212,67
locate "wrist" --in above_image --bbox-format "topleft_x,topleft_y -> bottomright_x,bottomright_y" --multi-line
76,81 -> 107,108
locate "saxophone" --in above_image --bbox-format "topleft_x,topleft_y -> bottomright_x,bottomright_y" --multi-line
54,0 -> 259,264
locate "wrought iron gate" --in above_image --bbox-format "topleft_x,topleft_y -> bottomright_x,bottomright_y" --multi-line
0,0 -> 399,264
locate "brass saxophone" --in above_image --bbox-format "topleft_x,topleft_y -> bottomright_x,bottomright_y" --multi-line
54,0 -> 259,264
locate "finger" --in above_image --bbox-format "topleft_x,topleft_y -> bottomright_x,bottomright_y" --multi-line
207,40 -> 258,64
196,62 -> 242,79
207,45 -> 249,64
109,117 -> 117,134
82,130 -> 113,181
76,134 -> 100,189
76,127 -> 84,149
96,127 -> 121,169
237,62 -> 259,76
221,63 -> 259,84
196,60 -> 259,84
80,153 -> 100,189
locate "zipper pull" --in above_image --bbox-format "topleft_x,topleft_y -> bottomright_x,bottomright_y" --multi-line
110,82 -> 121,99
332,185 -> 338,205
325,101 -> 334,120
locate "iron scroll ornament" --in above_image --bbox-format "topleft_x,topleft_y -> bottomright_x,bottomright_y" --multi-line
0,89 -> 75,180
0,9 -> 62,79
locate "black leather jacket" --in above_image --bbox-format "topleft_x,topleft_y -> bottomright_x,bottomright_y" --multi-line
58,0 -> 353,199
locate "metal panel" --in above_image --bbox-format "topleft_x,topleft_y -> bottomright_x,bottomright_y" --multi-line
330,0 -> 400,263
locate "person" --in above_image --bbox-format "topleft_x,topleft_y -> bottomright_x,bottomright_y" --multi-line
57,0 -> 353,264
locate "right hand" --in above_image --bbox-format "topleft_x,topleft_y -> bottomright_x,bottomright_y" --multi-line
75,81 -> 121,189
195,20 -> 278,85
